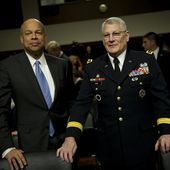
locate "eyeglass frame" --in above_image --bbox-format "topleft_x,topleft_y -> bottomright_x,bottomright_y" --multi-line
103,30 -> 128,39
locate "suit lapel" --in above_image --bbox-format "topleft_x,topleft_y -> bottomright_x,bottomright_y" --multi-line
157,49 -> 164,64
17,52 -> 47,105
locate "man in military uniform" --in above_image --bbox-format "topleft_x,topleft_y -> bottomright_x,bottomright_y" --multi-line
57,17 -> 170,170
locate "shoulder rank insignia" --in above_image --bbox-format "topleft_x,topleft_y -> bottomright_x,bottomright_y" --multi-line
146,50 -> 154,55
87,59 -> 93,64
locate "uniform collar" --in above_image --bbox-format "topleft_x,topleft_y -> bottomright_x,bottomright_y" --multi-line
108,49 -> 126,71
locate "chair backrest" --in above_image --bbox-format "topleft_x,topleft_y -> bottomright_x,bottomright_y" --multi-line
79,127 -> 97,157
160,152 -> 170,170
0,150 -> 71,170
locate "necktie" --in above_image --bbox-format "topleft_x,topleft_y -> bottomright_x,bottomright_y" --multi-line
113,57 -> 121,80
113,57 -> 120,73
35,61 -> 55,136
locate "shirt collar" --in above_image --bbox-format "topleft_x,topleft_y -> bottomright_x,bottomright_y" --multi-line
25,52 -> 47,67
153,47 -> 159,59
108,49 -> 126,66
59,51 -> 63,57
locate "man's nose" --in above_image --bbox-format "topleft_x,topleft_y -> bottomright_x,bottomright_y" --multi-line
31,32 -> 37,38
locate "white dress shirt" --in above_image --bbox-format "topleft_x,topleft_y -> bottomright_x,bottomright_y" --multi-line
108,49 -> 126,71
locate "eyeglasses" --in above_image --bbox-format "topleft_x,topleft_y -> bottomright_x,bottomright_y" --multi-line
103,31 -> 127,39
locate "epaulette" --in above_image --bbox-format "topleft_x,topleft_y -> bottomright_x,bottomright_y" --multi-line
87,59 -> 93,64
146,50 -> 154,55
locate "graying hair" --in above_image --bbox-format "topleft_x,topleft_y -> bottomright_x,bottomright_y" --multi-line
46,40 -> 61,51
101,17 -> 127,33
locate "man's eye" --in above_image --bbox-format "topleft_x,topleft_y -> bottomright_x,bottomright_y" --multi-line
36,31 -> 43,35
104,34 -> 109,37
113,32 -> 120,36
25,32 -> 32,35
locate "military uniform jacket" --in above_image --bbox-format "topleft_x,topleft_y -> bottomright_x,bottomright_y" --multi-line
0,52 -> 74,154
66,49 -> 170,166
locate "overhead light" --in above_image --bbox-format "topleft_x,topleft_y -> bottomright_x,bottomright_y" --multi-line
99,4 -> 108,13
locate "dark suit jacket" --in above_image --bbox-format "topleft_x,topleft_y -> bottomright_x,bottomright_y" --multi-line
157,49 -> 170,92
0,51 -> 74,154
66,49 -> 170,166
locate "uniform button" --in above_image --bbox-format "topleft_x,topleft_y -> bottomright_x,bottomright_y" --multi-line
117,96 -> 121,101
117,86 -> 122,90
119,117 -> 123,121
118,107 -> 122,111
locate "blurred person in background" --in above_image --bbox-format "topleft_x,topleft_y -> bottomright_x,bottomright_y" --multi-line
46,40 -> 68,60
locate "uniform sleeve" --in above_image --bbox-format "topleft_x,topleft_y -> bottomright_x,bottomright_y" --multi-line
148,54 -> 170,135
65,67 -> 95,141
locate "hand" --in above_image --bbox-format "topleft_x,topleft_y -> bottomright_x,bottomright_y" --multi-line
155,134 -> 170,153
56,137 -> 77,163
5,148 -> 27,170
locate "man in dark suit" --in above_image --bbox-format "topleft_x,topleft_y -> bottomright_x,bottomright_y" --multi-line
0,18 -> 74,170
142,32 -> 170,92
57,17 -> 170,170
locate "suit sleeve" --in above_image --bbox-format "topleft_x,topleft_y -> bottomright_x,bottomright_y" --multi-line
0,61 -> 14,155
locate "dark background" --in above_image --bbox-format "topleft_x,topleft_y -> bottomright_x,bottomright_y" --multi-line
0,0 -> 169,30
0,0 -> 169,60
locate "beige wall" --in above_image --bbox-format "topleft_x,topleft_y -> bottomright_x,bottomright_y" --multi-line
0,10 -> 170,52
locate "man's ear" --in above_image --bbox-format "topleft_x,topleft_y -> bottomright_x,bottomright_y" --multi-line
126,31 -> 130,42
20,35 -> 23,44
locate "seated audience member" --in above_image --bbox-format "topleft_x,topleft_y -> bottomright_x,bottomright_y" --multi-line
46,40 -> 68,60
85,45 -> 93,59
69,55 -> 84,99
